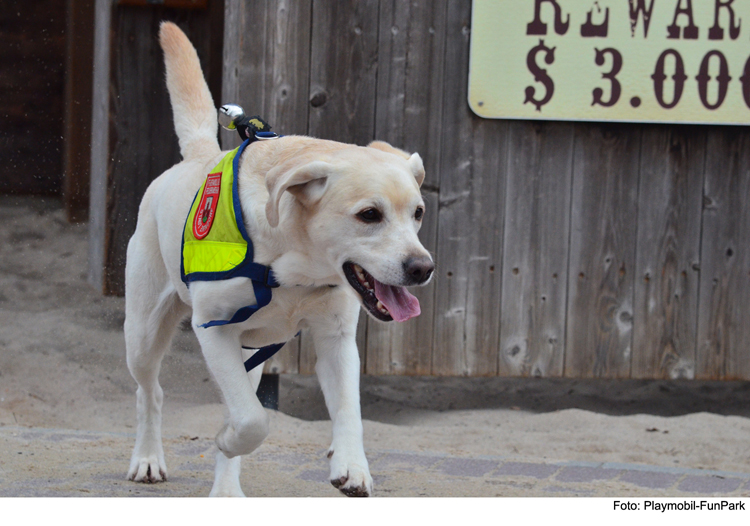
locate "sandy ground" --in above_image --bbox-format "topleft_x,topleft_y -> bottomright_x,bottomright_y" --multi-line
1,196 -> 749,497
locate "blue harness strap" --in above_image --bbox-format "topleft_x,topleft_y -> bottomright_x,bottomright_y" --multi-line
242,332 -> 300,372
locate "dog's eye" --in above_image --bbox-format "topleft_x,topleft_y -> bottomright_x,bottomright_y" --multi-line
415,207 -> 424,221
357,208 -> 382,223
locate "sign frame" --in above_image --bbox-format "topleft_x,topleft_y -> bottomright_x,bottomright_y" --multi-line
468,0 -> 750,126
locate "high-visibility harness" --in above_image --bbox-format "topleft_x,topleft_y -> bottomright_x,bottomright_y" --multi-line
181,127 -> 296,372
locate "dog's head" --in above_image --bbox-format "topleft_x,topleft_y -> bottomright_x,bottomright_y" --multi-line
265,140 -> 434,322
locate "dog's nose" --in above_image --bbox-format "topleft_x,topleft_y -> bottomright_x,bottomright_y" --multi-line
403,256 -> 434,285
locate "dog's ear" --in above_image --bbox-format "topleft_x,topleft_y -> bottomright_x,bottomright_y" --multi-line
408,152 -> 425,187
265,161 -> 331,227
368,141 -> 425,187
368,140 -> 411,159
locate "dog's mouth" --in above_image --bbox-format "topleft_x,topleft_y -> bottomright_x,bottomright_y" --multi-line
343,262 -> 421,323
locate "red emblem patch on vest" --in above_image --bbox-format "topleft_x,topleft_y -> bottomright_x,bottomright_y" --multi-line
193,172 -> 222,240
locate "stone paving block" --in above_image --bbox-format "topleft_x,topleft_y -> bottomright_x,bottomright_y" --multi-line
0,477 -> 78,497
297,469 -> 329,483
372,452 -> 443,471
177,460 -> 215,473
19,431 -> 99,443
83,480 -> 127,494
255,451 -> 317,466
544,484 -> 594,496
367,451 -> 386,463
133,475 -> 205,487
677,475 -> 743,494
436,458 -> 499,477
125,487 -> 171,498
3,425 -> 750,498
170,441 -> 213,457
492,462 -> 560,479
619,470 -> 680,489
555,466 -> 620,483
91,472 -> 127,482
0,486 -> 59,497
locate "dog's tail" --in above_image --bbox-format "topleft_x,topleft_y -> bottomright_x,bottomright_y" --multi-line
159,21 -> 220,160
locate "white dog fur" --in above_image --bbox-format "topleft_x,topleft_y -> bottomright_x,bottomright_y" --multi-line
124,22 -> 433,497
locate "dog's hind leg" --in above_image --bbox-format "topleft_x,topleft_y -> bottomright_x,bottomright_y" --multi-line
125,238 -> 189,483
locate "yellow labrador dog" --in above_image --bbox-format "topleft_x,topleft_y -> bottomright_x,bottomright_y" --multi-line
124,22 -> 433,497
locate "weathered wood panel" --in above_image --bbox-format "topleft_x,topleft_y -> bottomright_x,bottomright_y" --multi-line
365,0 -> 447,375
298,0 -> 380,374
117,0 -> 208,7
565,125 -> 641,378
498,122 -> 574,377
219,0 -> 242,150
262,0 -> 312,375
631,127 -> 705,379
696,129 -> 750,381
307,0 -> 379,145
222,0 -> 312,143
373,0 -> 446,190
92,0 -> 750,379
431,0 -> 506,377
0,0 -> 66,195
63,0 -> 95,222
89,1 -> 224,295
221,0 -> 312,374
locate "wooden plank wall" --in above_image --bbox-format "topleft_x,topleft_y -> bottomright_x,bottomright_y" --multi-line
697,131 -> 750,380
221,0 -> 314,374
85,0 -> 749,380
367,0 -> 444,375
222,0 -> 750,380
500,122 -> 573,378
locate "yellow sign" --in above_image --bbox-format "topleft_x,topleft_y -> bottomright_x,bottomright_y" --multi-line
469,0 -> 750,124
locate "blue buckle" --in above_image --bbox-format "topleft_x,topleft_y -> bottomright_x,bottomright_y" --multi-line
255,131 -> 279,141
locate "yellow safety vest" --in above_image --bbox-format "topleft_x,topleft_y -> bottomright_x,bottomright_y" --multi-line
180,140 -> 279,330
182,146 -> 249,279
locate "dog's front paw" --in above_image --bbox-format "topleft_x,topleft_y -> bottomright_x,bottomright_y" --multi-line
328,450 -> 372,497
127,454 -> 167,483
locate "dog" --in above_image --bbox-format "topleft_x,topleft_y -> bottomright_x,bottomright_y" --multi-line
123,22 -> 434,497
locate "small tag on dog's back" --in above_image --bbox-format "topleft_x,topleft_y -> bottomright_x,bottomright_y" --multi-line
246,116 -> 270,133
193,172 -> 222,240
248,118 -> 266,131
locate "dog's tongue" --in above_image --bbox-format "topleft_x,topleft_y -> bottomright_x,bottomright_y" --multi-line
373,280 -> 421,322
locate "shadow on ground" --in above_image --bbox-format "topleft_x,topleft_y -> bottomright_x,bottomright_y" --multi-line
280,375 -> 750,423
